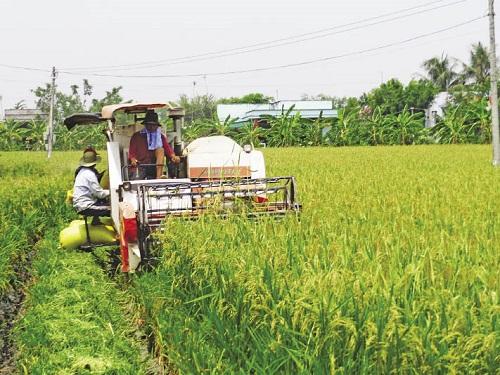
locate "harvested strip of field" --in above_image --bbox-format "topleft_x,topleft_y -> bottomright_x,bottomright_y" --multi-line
134,145 -> 499,373
0,169 -> 73,367
0,152 -> 152,374
13,233 -> 150,374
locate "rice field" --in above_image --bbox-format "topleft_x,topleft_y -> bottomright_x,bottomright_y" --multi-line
134,145 -> 500,373
0,145 -> 498,374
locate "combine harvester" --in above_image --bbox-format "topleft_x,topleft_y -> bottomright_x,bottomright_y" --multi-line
60,103 -> 300,272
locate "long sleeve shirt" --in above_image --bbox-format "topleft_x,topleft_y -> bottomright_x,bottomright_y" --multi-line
73,167 -> 110,212
128,131 -> 175,164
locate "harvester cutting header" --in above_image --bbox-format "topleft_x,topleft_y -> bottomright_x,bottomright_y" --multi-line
62,102 -> 300,272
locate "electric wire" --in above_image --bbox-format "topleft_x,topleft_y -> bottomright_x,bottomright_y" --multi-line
0,63 -> 50,73
60,0 -> 468,72
0,0 -> 473,76
52,25 -> 483,91
58,16 -> 485,79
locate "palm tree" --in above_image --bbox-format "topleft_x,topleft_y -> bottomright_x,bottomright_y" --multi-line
422,54 -> 460,91
462,42 -> 490,85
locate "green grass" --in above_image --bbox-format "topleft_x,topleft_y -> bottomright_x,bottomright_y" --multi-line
133,145 -> 500,373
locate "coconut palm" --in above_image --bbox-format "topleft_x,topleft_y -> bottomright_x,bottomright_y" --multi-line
422,54 -> 461,91
462,42 -> 490,85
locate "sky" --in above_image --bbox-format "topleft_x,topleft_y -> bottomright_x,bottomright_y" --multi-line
0,0 -> 492,109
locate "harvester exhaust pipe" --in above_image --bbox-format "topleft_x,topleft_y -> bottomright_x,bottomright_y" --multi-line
169,108 -> 186,178
169,108 -> 185,152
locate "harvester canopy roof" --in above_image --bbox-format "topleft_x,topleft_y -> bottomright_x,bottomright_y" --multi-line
64,102 -> 180,130
100,102 -> 175,119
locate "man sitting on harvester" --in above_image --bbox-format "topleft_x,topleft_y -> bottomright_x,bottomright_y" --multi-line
73,148 -> 110,222
128,110 -> 180,179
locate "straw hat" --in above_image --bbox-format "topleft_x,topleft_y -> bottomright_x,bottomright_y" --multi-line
79,150 -> 101,167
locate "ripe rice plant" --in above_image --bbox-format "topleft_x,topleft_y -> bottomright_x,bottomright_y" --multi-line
134,145 -> 499,373
0,154 -> 73,295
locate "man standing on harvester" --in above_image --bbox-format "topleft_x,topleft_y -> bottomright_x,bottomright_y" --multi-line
129,110 -> 180,179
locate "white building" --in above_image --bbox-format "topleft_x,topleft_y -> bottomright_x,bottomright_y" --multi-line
425,92 -> 450,128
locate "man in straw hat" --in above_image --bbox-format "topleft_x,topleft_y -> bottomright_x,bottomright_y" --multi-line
73,147 -> 110,219
129,110 -> 180,179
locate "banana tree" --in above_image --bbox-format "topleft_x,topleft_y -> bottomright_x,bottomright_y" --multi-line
207,115 -> 237,137
183,120 -> 211,143
465,98 -> 491,143
23,120 -> 47,151
54,126 -> 74,151
432,106 -> 473,144
0,119 -> 24,150
300,115 -> 330,146
384,106 -> 425,145
326,108 -> 358,146
235,122 -> 263,148
359,107 -> 387,145
263,105 -> 302,147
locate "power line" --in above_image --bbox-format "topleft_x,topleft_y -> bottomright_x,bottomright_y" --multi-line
0,63 -> 50,73
0,0 -> 473,76
58,16 -> 485,79
61,0 -> 468,72
69,0 -> 468,73
52,26 -> 483,91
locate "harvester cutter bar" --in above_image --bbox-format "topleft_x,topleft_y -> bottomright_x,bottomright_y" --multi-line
135,176 -> 299,229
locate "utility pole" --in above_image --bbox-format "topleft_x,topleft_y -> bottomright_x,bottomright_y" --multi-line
489,0 -> 500,166
47,67 -> 56,158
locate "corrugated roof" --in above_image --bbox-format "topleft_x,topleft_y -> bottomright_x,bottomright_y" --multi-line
217,100 -> 336,122
233,109 -> 337,124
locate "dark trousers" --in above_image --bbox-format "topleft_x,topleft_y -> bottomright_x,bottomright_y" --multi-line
79,199 -> 111,217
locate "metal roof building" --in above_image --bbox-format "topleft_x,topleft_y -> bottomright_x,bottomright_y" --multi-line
217,100 -> 337,124
4,109 -> 48,122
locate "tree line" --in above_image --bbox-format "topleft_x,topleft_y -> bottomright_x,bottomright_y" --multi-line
0,42 -> 493,150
